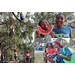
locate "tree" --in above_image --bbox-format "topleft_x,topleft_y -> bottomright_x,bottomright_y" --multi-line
63,12 -> 74,20
46,38 -> 51,43
69,38 -> 75,47
55,38 -> 68,47
0,12 -> 34,62
35,38 -> 44,45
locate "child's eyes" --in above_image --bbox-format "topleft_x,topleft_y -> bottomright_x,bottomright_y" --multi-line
57,18 -> 63,20
41,24 -> 44,26
41,24 -> 44,27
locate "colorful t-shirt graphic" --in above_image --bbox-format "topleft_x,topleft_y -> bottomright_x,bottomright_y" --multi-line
53,26 -> 72,38
55,33 -> 69,38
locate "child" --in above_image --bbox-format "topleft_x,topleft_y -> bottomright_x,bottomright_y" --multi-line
45,43 -> 57,63
11,26 -> 15,34
14,49 -> 18,60
26,50 -> 30,62
52,40 -> 72,63
36,19 -> 54,38
20,14 -> 23,21
51,13 -> 72,38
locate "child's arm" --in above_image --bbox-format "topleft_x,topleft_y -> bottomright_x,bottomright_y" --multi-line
70,37 -> 72,38
45,52 -> 55,63
44,53 -> 47,63
70,27 -> 72,38
49,31 -> 56,38
36,30 -> 41,38
56,50 -> 71,61
36,30 -> 39,38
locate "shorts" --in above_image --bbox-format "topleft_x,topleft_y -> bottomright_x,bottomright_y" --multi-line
14,55 -> 17,59
21,17 -> 23,20
26,57 -> 29,61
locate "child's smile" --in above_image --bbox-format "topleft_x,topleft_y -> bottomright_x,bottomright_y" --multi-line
56,14 -> 65,28
40,19 -> 50,30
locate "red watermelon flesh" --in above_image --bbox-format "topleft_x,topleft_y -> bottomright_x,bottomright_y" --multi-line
38,25 -> 53,35
46,48 -> 57,55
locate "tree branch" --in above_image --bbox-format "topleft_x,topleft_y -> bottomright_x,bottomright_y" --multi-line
0,23 -> 6,25
12,12 -> 35,28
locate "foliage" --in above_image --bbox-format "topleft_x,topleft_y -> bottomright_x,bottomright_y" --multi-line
69,38 -> 75,47
0,12 -> 34,61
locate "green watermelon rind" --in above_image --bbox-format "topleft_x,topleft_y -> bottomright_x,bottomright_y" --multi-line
46,48 -> 57,55
38,25 -> 53,35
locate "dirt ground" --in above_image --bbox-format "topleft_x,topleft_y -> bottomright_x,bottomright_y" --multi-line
34,52 -> 44,63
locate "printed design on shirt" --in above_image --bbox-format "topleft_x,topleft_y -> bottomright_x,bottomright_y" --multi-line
55,34 -> 69,38
47,54 -> 57,61
47,55 -> 55,58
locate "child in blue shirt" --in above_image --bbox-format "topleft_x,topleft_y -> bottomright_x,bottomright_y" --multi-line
20,14 -> 23,20
52,40 -> 72,63
56,47 -> 72,63
50,13 -> 72,38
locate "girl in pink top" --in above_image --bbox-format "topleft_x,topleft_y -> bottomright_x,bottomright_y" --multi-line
26,50 -> 30,62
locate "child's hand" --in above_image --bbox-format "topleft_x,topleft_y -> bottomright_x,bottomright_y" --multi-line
50,31 -> 56,38
55,50 -> 60,56
49,58 -> 55,63
36,30 -> 41,38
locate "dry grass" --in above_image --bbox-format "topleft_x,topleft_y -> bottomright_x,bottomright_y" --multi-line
34,52 -> 44,63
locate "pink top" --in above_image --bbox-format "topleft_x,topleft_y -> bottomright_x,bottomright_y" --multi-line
26,53 -> 29,56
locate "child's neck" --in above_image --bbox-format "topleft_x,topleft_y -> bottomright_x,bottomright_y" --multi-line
40,34 -> 45,38
57,25 -> 64,28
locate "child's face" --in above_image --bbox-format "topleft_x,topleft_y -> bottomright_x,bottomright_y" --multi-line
52,43 -> 60,49
56,14 -> 65,28
40,19 -> 50,30
48,44 -> 52,49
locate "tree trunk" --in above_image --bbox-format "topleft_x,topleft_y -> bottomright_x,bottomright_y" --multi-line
0,40 -> 2,62
4,54 -> 6,60
1,54 -> 3,62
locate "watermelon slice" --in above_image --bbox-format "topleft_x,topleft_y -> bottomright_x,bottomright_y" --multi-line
38,25 -> 53,35
46,48 -> 57,55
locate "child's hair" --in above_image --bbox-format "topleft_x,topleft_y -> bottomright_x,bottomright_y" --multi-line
46,43 -> 53,48
38,19 -> 49,26
56,13 -> 66,19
